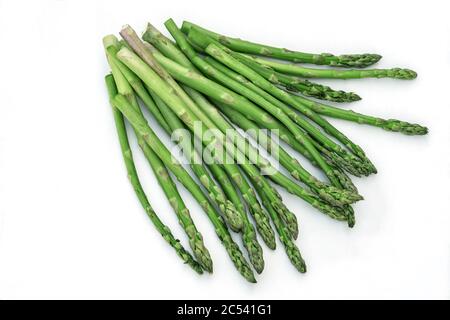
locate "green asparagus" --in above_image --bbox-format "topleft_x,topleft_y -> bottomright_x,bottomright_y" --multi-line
248,55 -> 417,80
255,182 -> 307,273
290,93 -> 428,135
101,18 -> 430,280
181,21 -> 381,68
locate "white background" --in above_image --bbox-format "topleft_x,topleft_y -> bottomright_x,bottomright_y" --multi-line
0,0 -> 449,299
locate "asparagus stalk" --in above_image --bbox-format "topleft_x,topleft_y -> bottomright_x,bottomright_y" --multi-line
142,137 -> 214,272
112,93 -> 256,282
207,162 -> 275,251
151,86 -> 265,273
105,74 -> 203,274
181,21 -> 381,68
104,39 -> 213,271
234,53 -> 361,103
290,94 -> 428,135
248,55 -> 417,80
221,162 -> 277,250
206,166 -> 264,273
254,181 -> 307,273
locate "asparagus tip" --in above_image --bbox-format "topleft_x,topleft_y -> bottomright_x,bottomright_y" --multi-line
334,53 -> 382,68
243,231 -> 265,274
389,68 -> 418,80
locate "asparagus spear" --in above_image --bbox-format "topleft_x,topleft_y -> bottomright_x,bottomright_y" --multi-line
181,21 -> 381,68
142,138 -> 214,272
206,167 -> 264,273
247,55 -> 417,80
105,74 -> 203,274
221,162 -> 277,250
234,53 -> 361,103
290,94 -> 428,135
112,93 -> 256,282
254,181 -> 307,273
151,86 -> 265,273
207,162 -> 275,251
104,39 -> 213,271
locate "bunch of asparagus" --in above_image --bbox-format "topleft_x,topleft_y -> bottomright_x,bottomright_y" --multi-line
103,19 -> 427,282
